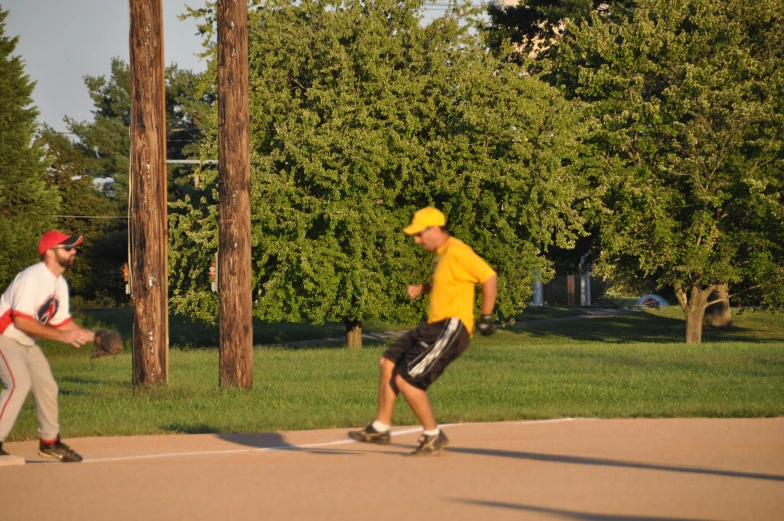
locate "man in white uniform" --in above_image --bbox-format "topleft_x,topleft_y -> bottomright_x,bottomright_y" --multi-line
0,230 -> 96,463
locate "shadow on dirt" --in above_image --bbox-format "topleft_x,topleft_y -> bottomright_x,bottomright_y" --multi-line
158,424 -> 360,455
452,499 -> 720,521
217,432 -> 359,455
448,447 -> 784,482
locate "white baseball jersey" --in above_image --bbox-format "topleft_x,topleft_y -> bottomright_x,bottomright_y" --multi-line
0,263 -> 72,346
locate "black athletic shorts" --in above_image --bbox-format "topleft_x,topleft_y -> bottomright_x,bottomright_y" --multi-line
383,318 -> 470,391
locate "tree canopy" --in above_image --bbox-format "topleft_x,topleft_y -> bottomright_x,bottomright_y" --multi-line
483,0 -> 637,62
169,0 -> 588,343
36,126 -> 128,305
548,0 -> 784,342
0,8 -> 60,288
34,58 -> 214,305
64,58 -> 214,207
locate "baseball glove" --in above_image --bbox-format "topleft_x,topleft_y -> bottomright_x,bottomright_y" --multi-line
91,329 -> 124,359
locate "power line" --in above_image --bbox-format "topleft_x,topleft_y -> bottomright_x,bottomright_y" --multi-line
166,159 -> 218,164
52,215 -> 128,219
54,128 -> 204,135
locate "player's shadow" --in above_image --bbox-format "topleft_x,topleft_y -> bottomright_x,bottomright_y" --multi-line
215,431 -> 360,456
448,447 -> 784,483
161,424 -> 412,456
217,431 -> 410,457
452,499 -> 721,521
161,424 -> 358,455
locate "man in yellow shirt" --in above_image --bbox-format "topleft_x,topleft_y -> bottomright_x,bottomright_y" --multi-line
349,207 -> 497,455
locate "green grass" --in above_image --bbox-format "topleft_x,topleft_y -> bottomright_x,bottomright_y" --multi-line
594,296 -> 643,307
4,308 -> 783,441
56,308 -> 410,351
511,306 -> 784,344
511,305 -> 589,321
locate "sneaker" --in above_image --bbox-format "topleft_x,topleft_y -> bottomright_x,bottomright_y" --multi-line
38,437 -> 83,463
0,443 -> 9,456
411,431 -> 449,456
348,424 -> 391,445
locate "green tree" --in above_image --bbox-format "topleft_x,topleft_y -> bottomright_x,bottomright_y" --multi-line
65,59 -> 214,208
0,8 -> 60,288
65,58 -> 132,203
549,0 -> 784,343
39,58 -> 214,304
481,1 -> 636,282
170,0 -> 587,346
37,127 -> 128,306
483,1 -> 636,62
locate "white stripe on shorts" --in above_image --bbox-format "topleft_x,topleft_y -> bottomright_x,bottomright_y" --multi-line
407,318 -> 461,377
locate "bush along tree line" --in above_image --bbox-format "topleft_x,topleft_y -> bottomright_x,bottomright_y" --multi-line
168,0 -> 588,347
0,8 -> 60,285
540,0 -> 783,343
0,11 -> 215,308
1,1 -> 781,344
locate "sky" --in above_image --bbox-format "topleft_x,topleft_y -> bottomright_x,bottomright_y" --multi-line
3,0 -> 209,133
4,1 -> 458,134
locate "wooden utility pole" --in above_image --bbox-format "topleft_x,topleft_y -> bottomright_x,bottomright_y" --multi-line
129,0 -> 169,385
217,0 -> 253,388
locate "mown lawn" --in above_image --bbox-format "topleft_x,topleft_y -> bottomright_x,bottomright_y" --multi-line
4,307 -> 783,441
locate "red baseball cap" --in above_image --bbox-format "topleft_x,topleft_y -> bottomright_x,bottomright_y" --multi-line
38,230 -> 83,255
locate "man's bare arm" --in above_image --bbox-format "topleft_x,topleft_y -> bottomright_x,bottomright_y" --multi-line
476,274 -> 499,336
407,283 -> 432,299
13,317 -> 94,347
480,275 -> 497,315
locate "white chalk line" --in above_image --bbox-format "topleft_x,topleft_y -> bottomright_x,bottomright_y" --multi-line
83,418 -> 582,464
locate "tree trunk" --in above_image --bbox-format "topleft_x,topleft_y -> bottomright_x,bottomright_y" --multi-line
217,0 -> 253,389
129,0 -> 169,386
705,283 -> 733,329
685,303 -> 706,344
567,272 -> 576,306
345,319 -> 363,349
675,285 -> 715,344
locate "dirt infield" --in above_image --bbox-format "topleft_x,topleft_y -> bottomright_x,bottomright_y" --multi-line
2,417 -> 782,521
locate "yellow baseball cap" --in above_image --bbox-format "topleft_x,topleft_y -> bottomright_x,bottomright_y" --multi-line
403,207 -> 446,235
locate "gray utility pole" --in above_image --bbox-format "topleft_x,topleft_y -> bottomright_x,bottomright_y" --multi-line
128,0 -> 169,385
217,0 -> 253,389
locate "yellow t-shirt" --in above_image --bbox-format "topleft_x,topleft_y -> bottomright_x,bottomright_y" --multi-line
427,237 -> 496,335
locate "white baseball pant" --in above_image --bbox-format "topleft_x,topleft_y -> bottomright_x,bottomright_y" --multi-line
0,335 -> 59,442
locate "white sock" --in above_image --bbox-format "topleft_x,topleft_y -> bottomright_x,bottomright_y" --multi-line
423,428 -> 440,436
371,421 -> 390,432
